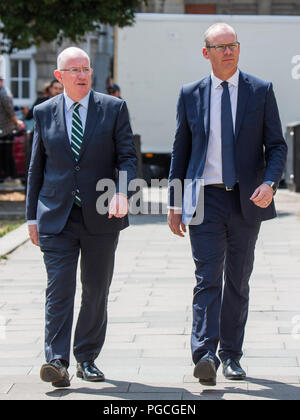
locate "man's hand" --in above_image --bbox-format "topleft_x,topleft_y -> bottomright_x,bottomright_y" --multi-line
168,209 -> 186,237
250,183 -> 274,208
108,193 -> 129,219
28,224 -> 39,246
17,120 -> 26,131
12,115 -> 25,130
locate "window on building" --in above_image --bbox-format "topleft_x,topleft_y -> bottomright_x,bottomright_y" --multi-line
185,4 -> 216,14
10,59 -> 31,99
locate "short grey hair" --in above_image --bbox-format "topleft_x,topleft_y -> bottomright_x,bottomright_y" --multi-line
57,47 -> 90,69
204,23 -> 238,47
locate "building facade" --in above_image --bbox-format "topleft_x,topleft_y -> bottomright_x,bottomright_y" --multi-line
140,0 -> 300,15
1,0 -> 300,108
0,28 -> 113,108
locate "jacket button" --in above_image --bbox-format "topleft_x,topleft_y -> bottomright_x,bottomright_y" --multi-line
72,191 -> 76,196
75,166 -> 80,171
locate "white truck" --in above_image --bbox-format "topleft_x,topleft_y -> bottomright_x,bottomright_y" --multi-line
115,13 -> 300,183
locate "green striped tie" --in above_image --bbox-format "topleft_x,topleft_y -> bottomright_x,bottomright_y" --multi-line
71,102 -> 83,207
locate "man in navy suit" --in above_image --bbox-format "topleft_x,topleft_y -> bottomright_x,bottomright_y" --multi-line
168,23 -> 287,386
26,47 -> 137,387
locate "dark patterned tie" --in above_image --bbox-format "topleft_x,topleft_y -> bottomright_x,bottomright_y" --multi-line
71,102 -> 83,206
221,81 -> 237,189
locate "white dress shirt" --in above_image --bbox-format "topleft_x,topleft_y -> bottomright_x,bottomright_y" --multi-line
27,90 -> 91,225
202,69 -> 239,185
169,69 -> 239,210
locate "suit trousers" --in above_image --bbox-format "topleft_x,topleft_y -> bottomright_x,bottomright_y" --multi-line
39,205 -> 119,365
189,185 -> 261,368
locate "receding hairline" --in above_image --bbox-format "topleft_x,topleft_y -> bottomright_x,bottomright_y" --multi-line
57,47 -> 90,69
204,23 -> 237,46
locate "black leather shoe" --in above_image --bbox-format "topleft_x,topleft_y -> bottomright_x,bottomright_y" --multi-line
76,361 -> 105,382
193,357 -> 217,386
40,359 -> 70,387
222,359 -> 246,380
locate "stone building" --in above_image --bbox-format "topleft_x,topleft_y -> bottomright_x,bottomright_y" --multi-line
0,28 -> 113,108
139,0 -> 300,15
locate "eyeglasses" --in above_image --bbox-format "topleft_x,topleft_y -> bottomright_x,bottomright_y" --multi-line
207,42 -> 240,53
59,67 -> 91,75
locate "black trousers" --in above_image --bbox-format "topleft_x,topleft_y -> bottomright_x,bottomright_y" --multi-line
0,135 -> 17,179
39,205 -> 119,365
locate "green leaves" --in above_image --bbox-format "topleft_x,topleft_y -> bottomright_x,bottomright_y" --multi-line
0,0 -> 146,53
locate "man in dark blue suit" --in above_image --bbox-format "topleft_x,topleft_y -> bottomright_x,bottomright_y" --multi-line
26,47 -> 137,387
168,23 -> 287,386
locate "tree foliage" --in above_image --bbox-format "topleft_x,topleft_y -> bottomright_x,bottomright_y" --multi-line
0,0 -> 146,53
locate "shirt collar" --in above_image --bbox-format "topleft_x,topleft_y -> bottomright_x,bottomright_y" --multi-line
211,69 -> 240,89
64,90 -> 91,111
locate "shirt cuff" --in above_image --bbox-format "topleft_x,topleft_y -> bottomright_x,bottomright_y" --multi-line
168,206 -> 182,213
27,220 -> 37,225
115,192 -> 128,199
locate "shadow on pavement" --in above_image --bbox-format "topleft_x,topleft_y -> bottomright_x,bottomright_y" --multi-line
45,377 -> 300,400
244,377 -> 300,400
277,211 -> 293,217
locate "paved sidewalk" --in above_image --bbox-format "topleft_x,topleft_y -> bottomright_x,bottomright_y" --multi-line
0,189 -> 300,400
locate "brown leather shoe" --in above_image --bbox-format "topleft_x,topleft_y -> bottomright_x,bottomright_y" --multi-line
40,359 -> 70,387
76,361 -> 105,382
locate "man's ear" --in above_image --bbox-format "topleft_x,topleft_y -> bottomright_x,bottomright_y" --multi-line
202,47 -> 209,60
54,69 -> 63,84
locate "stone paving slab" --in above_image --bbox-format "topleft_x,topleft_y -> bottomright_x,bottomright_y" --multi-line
0,189 -> 300,400
0,224 -> 28,257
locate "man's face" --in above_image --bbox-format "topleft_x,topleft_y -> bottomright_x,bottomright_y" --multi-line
49,81 -> 63,97
203,28 -> 240,78
54,55 -> 92,101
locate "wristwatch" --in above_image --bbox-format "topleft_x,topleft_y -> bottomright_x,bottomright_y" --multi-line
264,181 -> 277,194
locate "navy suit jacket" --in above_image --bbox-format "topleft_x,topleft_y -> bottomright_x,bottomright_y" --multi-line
168,70 -> 287,225
26,90 -> 137,234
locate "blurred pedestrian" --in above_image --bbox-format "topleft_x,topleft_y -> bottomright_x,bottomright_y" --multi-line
22,79 -> 63,187
22,79 -> 63,121
48,79 -> 63,97
22,82 -> 51,121
0,76 -> 24,187
107,84 -> 122,99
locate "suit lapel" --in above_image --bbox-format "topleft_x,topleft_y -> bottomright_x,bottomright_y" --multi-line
78,91 -> 102,161
194,72 -> 250,143
198,76 -> 211,143
235,71 -> 251,141
52,95 -> 75,162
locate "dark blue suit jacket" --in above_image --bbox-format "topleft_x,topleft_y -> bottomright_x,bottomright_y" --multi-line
168,71 -> 287,224
26,90 -> 137,234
